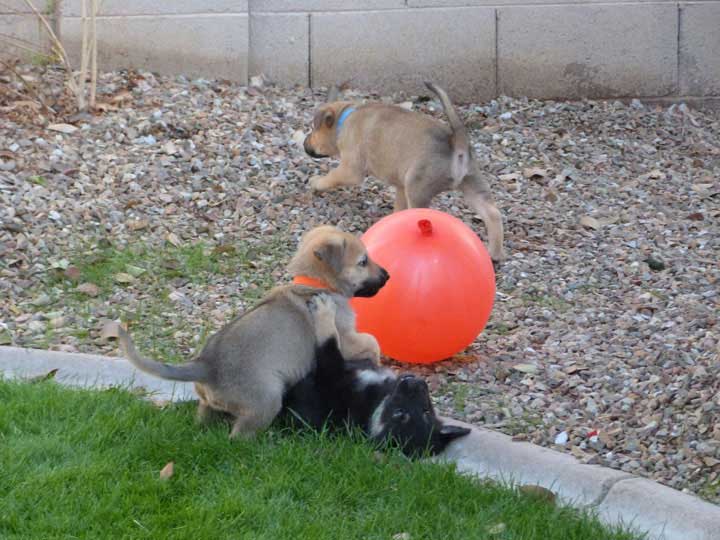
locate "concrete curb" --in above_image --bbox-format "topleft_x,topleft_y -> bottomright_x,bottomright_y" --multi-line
0,346 -> 195,402
2,346 -> 719,539
438,420 -> 720,540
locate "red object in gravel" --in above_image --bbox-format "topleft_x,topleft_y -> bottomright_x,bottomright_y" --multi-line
351,208 -> 496,364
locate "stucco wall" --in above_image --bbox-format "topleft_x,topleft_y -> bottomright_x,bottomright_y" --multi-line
3,0 -> 719,102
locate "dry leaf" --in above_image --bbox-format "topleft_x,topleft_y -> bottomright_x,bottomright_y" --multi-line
128,219 -> 148,231
12,100 -> 41,111
212,245 -> 236,255
692,183 -> 714,193
519,484 -> 556,505
487,523 -> 506,535
498,172 -> 521,182
125,265 -> 146,277
113,273 -> 135,284
76,282 -> 100,297
100,321 -> 121,341
94,102 -> 119,112
512,363 -> 538,375
64,266 -> 81,280
159,461 -> 174,480
250,75 -> 265,88
150,398 -> 171,409
580,216 -> 601,230
564,364 -> 589,374
291,130 -> 305,146
111,91 -> 133,103
48,123 -> 78,134
523,167 -> 547,179
29,368 -> 59,383
166,232 -> 182,247
162,141 -> 179,155
599,215 -> 620,226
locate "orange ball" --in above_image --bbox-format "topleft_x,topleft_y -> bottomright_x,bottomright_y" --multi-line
352,209 -> 496,364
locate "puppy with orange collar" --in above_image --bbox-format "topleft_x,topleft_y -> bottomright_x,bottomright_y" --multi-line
118,225 -> 388,439
303,82 -> 506,262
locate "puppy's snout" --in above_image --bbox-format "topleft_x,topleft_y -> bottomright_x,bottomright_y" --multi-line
379,267 -> 390,283
303,135 -> 319,158
399,375 -> 424,393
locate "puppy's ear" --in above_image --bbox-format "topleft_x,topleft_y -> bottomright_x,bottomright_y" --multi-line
312,109 -> 336,129
313,237 -> 346,274
432,424 -> 471,452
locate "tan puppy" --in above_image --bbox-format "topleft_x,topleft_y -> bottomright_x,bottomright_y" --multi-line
304,82 -> 506,262
118,225 -> 389,439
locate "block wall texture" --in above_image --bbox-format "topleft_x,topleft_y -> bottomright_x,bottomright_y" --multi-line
1,0 -> 718,101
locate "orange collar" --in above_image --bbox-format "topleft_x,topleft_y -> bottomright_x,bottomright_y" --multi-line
292,275 -> 335,291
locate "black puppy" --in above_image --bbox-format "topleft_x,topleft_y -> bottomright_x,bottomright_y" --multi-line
282,294 -> 470,456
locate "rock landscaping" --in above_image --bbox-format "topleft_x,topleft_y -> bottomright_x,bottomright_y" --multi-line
1,65 -> 718,502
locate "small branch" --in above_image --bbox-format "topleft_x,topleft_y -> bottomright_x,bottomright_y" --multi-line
89,0 -> 98,108
0,33 -> 46,55
22,0 -> 71,68
76,0 -> 89,110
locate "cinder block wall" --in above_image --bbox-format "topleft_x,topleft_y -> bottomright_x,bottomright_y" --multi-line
0,1 -> 54,60
4,0 -> 720,102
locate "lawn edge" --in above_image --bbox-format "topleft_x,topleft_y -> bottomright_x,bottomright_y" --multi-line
2,345 -> 718,540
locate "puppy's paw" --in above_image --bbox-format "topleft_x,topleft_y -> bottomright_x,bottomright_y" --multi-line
309,175 -> 327,192
308,292 -> 337,319
490,248 -> 507,264
344,332 -> 381,363
308,293 -> 338,344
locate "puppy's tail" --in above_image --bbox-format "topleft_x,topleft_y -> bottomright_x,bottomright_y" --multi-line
118,326 -> 209,383
424,82 -> 470,185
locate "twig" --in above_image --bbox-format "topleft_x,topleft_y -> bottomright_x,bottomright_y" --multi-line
89,0 -> 98,108
20,0 -> 99,112
77,0 -> 89,111
0,32 -> 46,55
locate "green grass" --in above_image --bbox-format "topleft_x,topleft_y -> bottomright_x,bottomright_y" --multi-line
520,293 -> 572,313
450,382 -> 471,413
486,321 -> 516,336
0,380 -> 643,540
24,236 -> 292,358
27,175 -> 48,186
53,239 -> 284,299
698,477 -> 720,503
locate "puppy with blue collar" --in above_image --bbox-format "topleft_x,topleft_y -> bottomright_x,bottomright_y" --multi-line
303,82 -> 506,262
282,294 -> 471,456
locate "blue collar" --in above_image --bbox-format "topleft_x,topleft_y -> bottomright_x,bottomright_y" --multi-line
336,107 -> 355,133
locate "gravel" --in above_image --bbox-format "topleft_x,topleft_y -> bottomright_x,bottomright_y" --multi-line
1,64 -> 718,502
